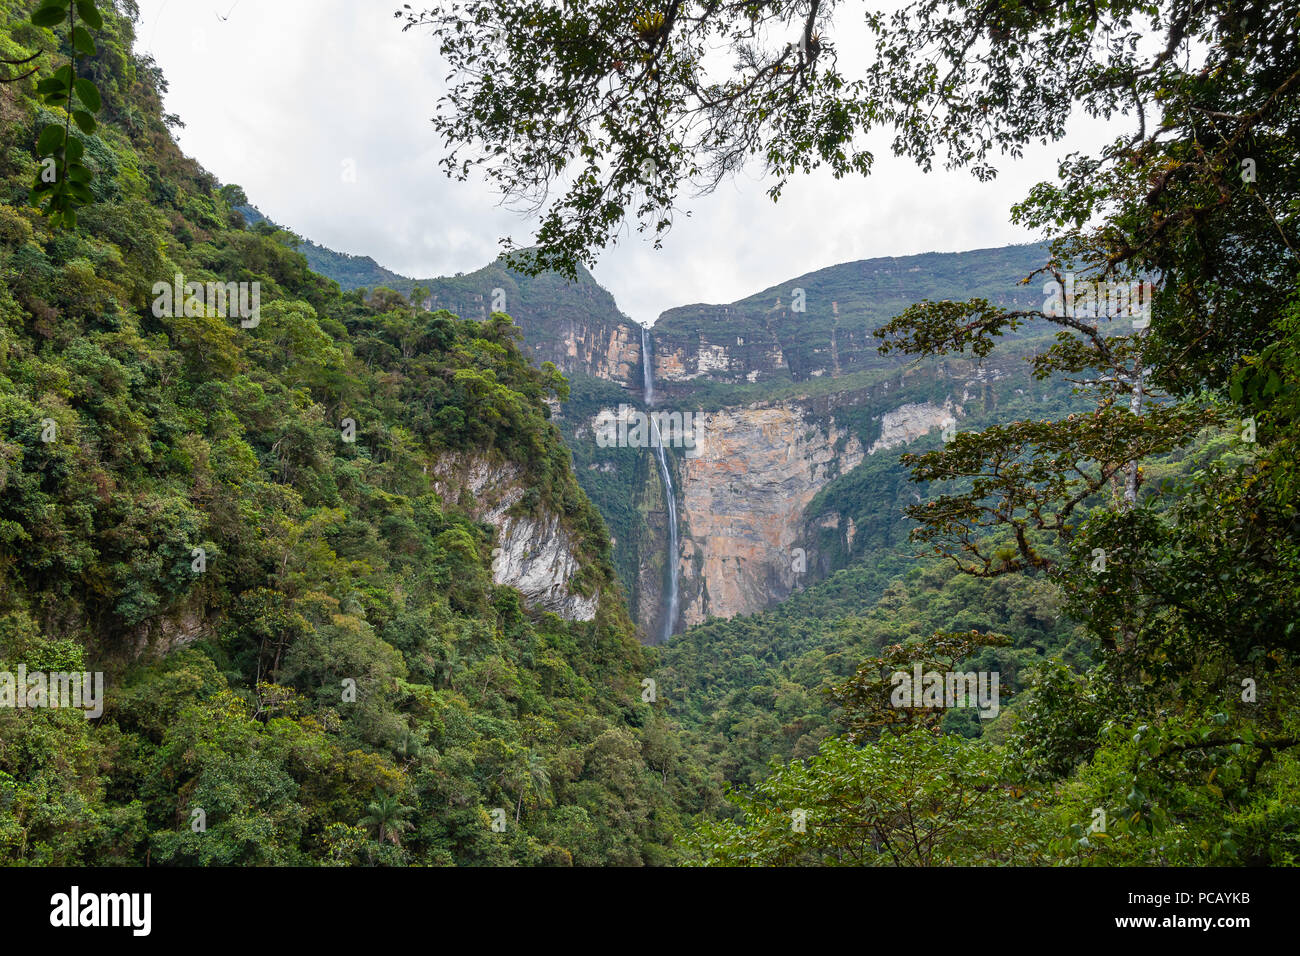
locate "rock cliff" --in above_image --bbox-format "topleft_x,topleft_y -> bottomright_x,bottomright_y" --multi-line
868,400 -> 961,454
430,453 -> 599,621
674,402 -> 865,626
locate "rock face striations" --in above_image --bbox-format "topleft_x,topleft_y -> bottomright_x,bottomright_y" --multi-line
649,243 -> 1048,395
675,403 -> 864,627
430,454 -> 599,622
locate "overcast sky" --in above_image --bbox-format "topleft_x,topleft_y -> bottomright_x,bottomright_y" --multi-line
131,0 -> 1122,324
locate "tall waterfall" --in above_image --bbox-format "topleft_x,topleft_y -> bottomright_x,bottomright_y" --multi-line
641,325 -> 679,643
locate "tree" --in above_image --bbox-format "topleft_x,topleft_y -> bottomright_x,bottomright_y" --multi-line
358,790 -> 415,847
691,730 -> 1044,866
828,628 -> 1011,742
516,749 -> 552,822
403,0 -> 1298,309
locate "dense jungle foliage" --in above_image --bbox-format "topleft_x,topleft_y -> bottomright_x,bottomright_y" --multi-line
0,0 -> 718,866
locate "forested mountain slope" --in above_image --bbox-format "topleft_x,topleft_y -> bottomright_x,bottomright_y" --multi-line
298,221 -> 1091,643
236,203 -> 410,292
0,0 -> 715,865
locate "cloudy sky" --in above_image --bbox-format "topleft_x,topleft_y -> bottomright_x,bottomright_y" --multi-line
131,0 -> 1121,324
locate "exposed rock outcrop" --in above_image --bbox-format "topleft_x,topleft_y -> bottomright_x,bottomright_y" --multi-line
430,454 -> 598,621
868,400 -> 961,454
551,317 -> 642,386
675,403 -> 865,626
650,316 -> 790,385
129,606 -> 210,659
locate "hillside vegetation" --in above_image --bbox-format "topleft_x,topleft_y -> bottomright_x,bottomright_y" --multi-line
0,0 -> 714,866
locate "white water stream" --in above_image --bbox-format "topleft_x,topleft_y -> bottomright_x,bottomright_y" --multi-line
641,325 -> 679,642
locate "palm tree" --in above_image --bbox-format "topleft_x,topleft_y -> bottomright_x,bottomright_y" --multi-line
438,646 -> 465,690
358,790 -> 414,847
515,750 -> 552,823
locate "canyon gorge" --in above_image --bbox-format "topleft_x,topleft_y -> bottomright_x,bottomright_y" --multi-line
541,244 -> 1055,642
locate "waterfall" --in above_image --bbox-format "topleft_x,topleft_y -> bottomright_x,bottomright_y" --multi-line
642,325 -> 679,643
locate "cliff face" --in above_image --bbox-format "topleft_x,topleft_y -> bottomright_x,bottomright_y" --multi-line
675,402 -> 864,626
868,400 -> 960,454
553,316 -> 642,385
569,351 -> 1039,637
650,244 -> 1050,393
651,304 -> 883,387
430,453 -> 599,621
650,308 -> 790,384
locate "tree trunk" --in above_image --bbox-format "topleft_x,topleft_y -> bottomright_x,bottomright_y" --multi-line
1124,356 -> 1145,509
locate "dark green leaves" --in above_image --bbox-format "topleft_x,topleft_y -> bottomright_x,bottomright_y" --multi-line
75,0 -> 103,30
28,1 -> 105,229
36,123 -> 65,154
34,64 -> 73,113
73,77 -> 100,112
31,2 -> 68,28
72,26 -> 96,56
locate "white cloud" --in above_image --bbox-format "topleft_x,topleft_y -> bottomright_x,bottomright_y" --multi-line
133,0 -> 1125,324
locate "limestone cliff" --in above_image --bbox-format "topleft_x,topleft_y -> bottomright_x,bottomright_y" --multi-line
672,403 -> 864,627
868,400 -> 961,454
575,349 -> 1044,636
650,244 -> 1050,393
650,309 -> 790,385
430,453 -> 599,621
556,318 -> 643,386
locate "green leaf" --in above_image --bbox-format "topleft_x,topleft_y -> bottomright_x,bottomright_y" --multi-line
31,3 -> 68,28
74,78 -> 101,112
67,163 -> 91,184
72,26 -> 96,55
72,110 -> 96,134
36,124 -> 65,154
64,137 -> 84,162
75,0 -> 103,31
